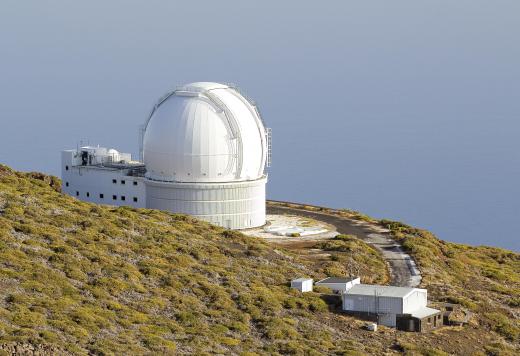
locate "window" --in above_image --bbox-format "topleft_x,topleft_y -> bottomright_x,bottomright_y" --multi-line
121,196 -> 126,201
133,181 -> 137,186
121,180 -> 125,185
86,192 -> 90,197
112,195 -> 117,200
112,179 -> 117,184
133,197 -> 138,202
65,165 -> 69,171
65,182 -> 69,187
99,194 -> 104,199
76,191 -> 79,196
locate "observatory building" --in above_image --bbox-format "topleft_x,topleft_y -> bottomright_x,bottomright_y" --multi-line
61,82 -> 271,229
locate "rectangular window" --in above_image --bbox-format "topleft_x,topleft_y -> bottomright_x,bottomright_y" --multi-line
121,180 -> 125,185
112,195 -> 117,200
65,182 -> 69,187
121,196 -> 126,201
76,191 -> 79,196
133,181 -> 138,186
133,197 -> 138,202
99,194 -> 104,199
65,165 -> 69,171
112,179 -> 117,184
86,192 -> 90,197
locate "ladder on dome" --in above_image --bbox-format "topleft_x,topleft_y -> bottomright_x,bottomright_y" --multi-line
225,83 -> 271,170
266,127 -> 272,167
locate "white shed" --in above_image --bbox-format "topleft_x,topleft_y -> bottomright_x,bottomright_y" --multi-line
291,278 -> 313,292
342,284 -> 438,328
315,277 -> 360,294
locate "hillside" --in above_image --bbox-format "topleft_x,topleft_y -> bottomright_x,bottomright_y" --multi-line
0,164 -> 518,355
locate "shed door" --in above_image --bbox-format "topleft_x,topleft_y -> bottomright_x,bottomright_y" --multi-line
379,313 -> 396,327
344,299 -> 354,310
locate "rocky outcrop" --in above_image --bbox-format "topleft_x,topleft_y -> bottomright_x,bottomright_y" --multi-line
0,343 -> 70,356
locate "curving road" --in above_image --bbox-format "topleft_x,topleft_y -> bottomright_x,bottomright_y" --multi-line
266,202 -> 421,287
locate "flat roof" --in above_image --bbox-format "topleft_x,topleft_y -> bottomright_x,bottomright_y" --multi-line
346,284 -> 426,298
292,278 -> 312,282
411,307 -> 440,319
316,277 -> 358,284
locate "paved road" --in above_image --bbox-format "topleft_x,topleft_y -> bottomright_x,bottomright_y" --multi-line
267,203 -> 421,287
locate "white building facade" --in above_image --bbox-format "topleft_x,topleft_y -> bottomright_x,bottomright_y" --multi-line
61,147 -> 147,209
61,82 -> 271,229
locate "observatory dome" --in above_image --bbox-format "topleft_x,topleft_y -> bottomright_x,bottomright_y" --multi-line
143,82 -> 268,183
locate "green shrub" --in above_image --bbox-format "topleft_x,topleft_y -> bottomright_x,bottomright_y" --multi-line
0,166 -> 518,355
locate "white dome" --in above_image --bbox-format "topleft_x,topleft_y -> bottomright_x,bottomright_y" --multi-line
143,82 -> 268,183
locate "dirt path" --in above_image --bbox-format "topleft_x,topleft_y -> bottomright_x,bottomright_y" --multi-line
266,203 -> 421,287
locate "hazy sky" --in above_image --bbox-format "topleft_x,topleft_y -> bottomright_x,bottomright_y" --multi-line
1,1 -> 519,250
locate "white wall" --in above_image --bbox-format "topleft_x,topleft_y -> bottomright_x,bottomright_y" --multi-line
61,151 -> 146,208
61,149 -> 267,229
145,177 -> 266,229
402,289 -> 427,314
342,294 -> 402,327
291,279 -> 313,292
301,279 -> 313,292
343,294 -> 403,315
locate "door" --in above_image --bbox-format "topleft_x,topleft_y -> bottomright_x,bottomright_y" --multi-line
344,298 -> 354,310
378,313 -> 396,327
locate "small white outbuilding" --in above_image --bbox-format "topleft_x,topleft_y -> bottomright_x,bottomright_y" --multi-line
315,277 -> 361,294
291,278 -> 313,292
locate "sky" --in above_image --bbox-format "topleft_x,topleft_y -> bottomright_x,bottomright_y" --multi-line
0,1 -> 519,250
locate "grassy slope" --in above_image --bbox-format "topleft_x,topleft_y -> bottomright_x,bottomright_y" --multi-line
0,165 -> 518,355
0,165 -> 389,355
269,203 -> 520,355
381,219 -> 520,352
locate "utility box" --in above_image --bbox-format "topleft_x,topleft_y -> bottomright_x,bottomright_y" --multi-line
366,323 -> 378,332
291,278 -> 313,292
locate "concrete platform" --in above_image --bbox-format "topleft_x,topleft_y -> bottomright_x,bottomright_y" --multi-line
243,214 -> 337,240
